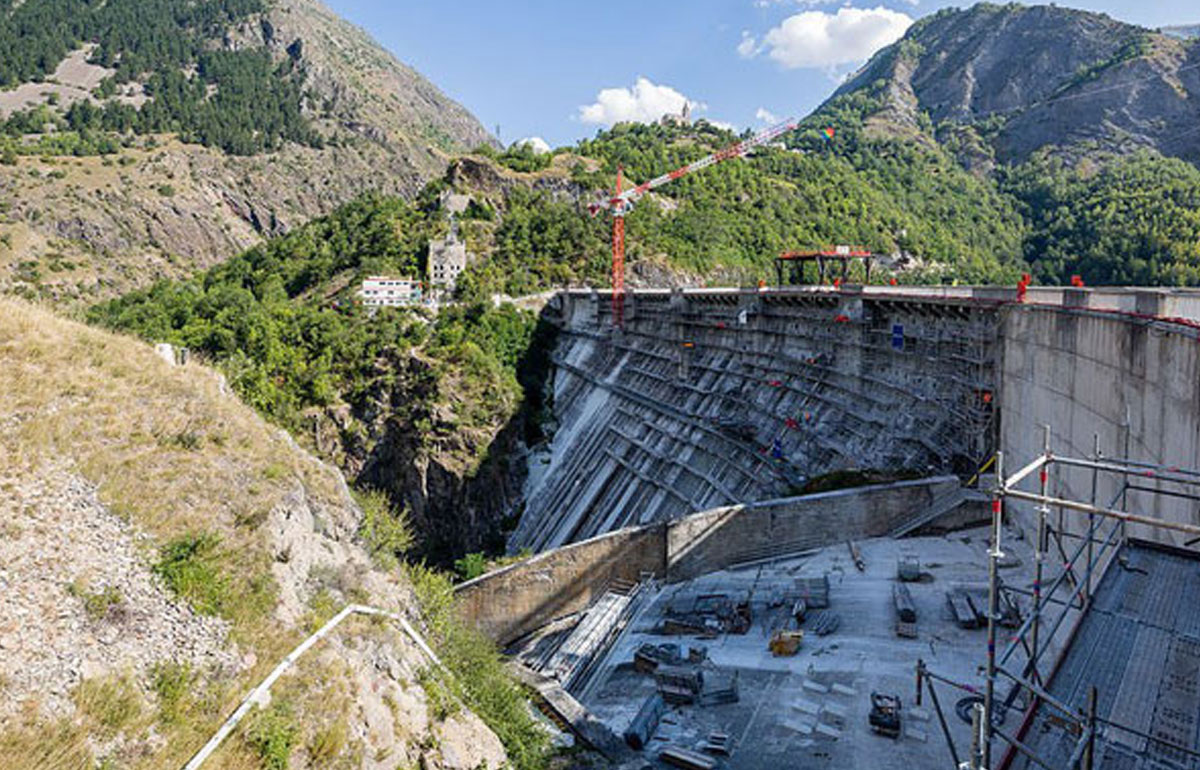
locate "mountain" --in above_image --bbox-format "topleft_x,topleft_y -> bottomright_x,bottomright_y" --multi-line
831,3 -> 1200,168
1163,25 -> 1200,40
0,0 -> 494,304
0,298 -> 546,769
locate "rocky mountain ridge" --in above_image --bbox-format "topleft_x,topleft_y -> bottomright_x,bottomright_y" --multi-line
831,3 -> 1200,168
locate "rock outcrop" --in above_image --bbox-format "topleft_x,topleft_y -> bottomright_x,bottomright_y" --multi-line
0,298 -> 509,769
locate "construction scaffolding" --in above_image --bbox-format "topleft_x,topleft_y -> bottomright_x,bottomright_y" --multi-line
920,428 -> 1200,770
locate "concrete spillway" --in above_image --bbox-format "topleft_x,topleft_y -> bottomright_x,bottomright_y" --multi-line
514,285 -> 1200,554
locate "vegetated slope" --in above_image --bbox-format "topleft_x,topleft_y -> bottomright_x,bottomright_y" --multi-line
89,193 -> 553,565
0,0 -> 494,304
449,3 -> 1200,291
450,122 -> 1030,299
0,299 -> 547,770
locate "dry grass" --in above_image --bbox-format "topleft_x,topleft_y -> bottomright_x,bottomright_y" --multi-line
0,296 -> 344,550
0,298 -> 371,767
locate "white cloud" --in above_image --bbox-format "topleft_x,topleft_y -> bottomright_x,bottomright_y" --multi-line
578,77 -> 703,126
747,6 -> 913,71
513,136 -> 551,154
755,0 -> 916,6
737,31 -> 759,58
755,107 -> 779,124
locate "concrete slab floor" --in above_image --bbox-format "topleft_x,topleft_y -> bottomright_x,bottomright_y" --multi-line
580,526 -> 1070,769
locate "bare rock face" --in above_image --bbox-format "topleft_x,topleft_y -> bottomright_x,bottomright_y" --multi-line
0,0 -> 496,305
833,4 -> 1200,165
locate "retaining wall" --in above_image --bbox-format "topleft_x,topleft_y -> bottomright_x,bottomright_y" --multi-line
457,476 -> 959,644
454,524 -> 666,645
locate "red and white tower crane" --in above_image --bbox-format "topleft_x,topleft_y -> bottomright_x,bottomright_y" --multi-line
589,118 -> 798,327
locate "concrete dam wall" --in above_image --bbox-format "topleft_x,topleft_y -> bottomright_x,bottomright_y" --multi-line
513,285 -> 1200,554
1001,300 -> 1200,544
513,287 -> 1001,552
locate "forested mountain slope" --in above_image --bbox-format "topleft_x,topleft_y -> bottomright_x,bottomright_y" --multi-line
0,0 -> 494,304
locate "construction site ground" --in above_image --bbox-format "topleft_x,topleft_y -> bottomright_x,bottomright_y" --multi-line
576,525 -> 1063,769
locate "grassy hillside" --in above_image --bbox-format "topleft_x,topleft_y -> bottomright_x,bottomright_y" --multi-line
0,298 -> 545,770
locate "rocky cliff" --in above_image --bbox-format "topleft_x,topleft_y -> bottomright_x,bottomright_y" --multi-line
0,0 -> 495,305
832,4 -> 1200,166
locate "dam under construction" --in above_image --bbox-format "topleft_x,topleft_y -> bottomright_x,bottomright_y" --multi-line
460,284 -> 1200,770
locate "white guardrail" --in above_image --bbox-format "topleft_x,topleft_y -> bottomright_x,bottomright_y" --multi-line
182,604 -> 443,770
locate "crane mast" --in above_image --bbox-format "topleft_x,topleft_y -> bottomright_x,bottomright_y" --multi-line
591,119 -> 797,327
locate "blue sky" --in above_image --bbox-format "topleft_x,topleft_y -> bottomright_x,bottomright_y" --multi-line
323,1 -> 1200,149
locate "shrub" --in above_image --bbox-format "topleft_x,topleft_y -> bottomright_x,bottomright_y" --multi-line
153,531 -> 228,615
354,487 -> 414,569
453,552 -> 487,582
407,564 -> 549,770
244,700 -> 298,770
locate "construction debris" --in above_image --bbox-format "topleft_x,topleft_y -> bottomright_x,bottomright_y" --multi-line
946,590 -> 978,629
796,575 -> 831,608
661,592 -> 751,636
769,629 -> 804,656
633,642 -> 707,674
892,582 -> 917,638
660,745 -> 718,770
698,670 -> 740,706
947,585 -> 1021,629
848,540 -> 866,571
701,731 -> 731,756
897,553 -> 921,582
656,665 -> 704,705
804,610 -> 841,636
623,693 -> 665,750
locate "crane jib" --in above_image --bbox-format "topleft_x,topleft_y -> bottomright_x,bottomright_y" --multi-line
596,120 -> 797,214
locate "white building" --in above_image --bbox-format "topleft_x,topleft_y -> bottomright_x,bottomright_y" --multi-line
358,276 -> 422,308
429,228 -> 468,296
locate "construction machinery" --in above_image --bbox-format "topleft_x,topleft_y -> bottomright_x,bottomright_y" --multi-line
869,692 -> 903,739
589,119 -> 797,327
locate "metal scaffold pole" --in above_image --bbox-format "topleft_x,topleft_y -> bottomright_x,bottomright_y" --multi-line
1030,425 -> 1050,686
984,450 -> 1004,769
